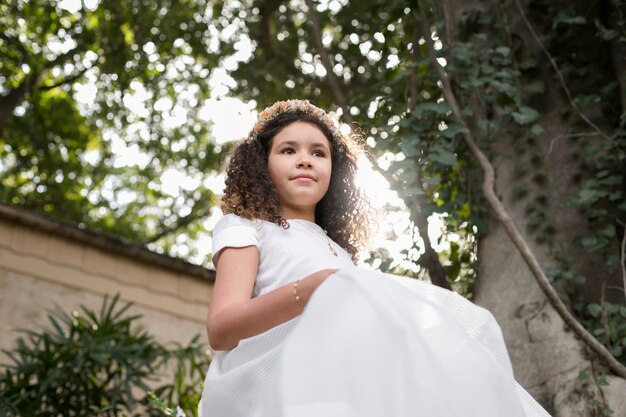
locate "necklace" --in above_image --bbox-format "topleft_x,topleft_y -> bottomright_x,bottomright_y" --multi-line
323,229 -> 339,256
294,220 -> 338,256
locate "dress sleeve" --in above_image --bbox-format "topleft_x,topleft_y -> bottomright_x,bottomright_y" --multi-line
211,214 -> 259,265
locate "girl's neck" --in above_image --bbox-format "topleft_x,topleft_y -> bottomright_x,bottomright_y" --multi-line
281,208 -> 316,223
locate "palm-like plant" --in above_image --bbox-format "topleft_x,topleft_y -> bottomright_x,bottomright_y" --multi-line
0,294 -> 210,417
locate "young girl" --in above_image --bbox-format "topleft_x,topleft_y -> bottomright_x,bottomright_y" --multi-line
199,99 -> 550,417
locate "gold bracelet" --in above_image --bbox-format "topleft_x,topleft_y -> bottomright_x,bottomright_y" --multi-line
292,280 -> 305,309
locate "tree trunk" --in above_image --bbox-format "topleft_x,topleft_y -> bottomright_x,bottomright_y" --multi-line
438,0 -> 626,414
474,128 -> 626,415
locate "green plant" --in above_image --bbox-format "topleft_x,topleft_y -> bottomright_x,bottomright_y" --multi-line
0,294 -> 210,417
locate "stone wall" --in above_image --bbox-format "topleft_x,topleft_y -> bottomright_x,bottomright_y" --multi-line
0,210 -> 214,354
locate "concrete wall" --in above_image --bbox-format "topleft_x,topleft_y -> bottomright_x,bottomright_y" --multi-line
0,215 -> 214,355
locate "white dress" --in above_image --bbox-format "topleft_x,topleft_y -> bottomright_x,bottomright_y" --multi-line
199,214 -> 551,417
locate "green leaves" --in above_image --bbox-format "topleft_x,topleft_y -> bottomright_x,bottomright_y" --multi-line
581,299 -> 626,368
0,294 -> 210,417
576,236 -> 608,252
429,146 -> 457,166
450,43 -> 475,65
587,303 -> 602,318
412,102 -> 452,116
440,123 -> 468,139
1,0 -> 225,261
512,106 -> 540,125
552,12 -> 586,29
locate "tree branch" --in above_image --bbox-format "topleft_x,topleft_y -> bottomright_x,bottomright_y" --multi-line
408,16 -> 421,110
618,219 -> 626,304
256,0 -> 300,74
303,0 -> 353,124
600,279 -> 611,349
513,0 -> 616,147
0,30 -> 82,133
0,70 -> 43,134
413,163 -> 452,289
405,16 -> 451,289
146,191 -> 214,244
419,7 -> 626,379
0,32 -> 29,58
546,132 -> 602,156
607,0 -> 626,113
46,47 -> 79,71
382,168 -> 451,289
39,66 -> 91,91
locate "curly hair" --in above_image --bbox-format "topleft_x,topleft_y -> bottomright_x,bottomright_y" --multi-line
221,109 -> 373,261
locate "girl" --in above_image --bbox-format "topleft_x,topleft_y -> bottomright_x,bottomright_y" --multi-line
199,99 -> 550,417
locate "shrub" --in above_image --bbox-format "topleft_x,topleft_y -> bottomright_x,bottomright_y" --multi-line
0,294 -> 209,417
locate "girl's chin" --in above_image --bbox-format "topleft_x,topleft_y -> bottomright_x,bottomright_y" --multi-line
280,197 -> 326,211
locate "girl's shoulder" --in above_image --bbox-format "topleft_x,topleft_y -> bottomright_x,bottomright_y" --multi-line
214,213 -> 259,231
213,214 -> 272,237
215,214 -> 303,242
211,214 -> 267,263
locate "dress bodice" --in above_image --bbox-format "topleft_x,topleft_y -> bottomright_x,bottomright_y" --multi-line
212,214 -> 354,296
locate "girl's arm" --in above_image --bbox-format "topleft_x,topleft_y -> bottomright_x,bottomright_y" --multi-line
207,245 -> 336,351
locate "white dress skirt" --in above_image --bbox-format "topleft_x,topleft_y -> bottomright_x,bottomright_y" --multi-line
199,215 -> 551,417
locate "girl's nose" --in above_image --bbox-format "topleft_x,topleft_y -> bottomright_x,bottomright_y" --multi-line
297,157 -> 312,168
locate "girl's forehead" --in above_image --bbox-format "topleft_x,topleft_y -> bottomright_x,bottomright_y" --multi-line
272,122 -> 331,146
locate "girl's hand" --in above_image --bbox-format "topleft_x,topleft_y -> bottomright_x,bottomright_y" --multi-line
208,261 -> 337,350
306,268 -> 338,284
298,269 -> 338,305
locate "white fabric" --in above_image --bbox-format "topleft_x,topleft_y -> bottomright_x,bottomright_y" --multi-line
211,214 -> 353,297
200,214 -> 551,417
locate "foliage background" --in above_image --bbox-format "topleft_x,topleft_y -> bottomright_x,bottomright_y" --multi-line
1,0 -> 626,415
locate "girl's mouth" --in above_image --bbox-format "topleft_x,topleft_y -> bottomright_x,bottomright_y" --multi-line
292,175 -> 315,181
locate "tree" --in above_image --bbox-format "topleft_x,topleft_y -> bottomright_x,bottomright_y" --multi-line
4,0 -> 626,413
0,0 -> 227,258
207,0 -> 626,414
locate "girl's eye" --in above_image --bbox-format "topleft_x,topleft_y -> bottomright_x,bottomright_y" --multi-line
312,150 -> 326,157
280,148 -> 295,154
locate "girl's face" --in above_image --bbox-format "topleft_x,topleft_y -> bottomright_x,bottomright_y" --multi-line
267,121 -> 332,220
